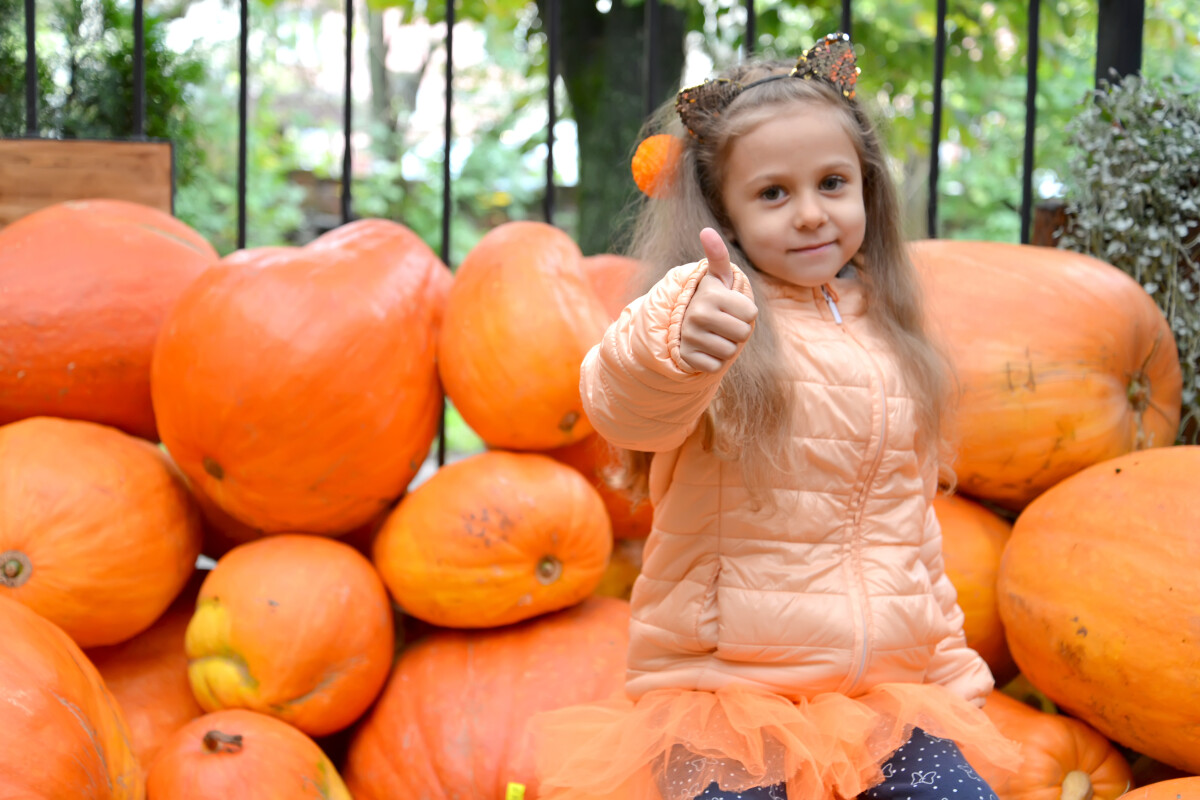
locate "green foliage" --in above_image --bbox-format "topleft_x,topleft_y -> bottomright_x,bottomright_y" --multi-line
1057,73 -> 1200,443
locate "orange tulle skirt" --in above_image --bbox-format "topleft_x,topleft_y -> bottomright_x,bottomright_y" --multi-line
531,683 -> 1023,800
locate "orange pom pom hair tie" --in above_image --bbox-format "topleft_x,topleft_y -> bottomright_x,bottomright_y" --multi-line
631,134 -> 684,198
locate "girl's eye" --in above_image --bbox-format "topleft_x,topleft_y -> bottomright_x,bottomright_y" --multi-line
821,176 -> 847,191
760,186 -> 784,201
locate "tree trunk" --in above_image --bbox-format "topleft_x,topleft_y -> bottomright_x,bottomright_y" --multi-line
548,0 -> 686,255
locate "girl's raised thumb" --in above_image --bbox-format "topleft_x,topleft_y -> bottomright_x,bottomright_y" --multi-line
699,227 -> 734,288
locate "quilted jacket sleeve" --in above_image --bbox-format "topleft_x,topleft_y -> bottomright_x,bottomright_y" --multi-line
919,501 -> 995,707
579,259 -> 755,453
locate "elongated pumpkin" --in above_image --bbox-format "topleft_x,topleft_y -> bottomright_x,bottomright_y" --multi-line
582,253 -> 643,319
152,219 -> 451,535
438,221 -> 610,449
0,199 -> 218,440
545,433 -> 653,540
997,445 -> 1200,773
1119,778 -> 1200,800
912,239 -> 1181,509
373,450 -> 613,628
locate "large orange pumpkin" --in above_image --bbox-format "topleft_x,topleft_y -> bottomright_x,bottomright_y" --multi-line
0,594 -> 143,798
438,221 -> 611,449
0,199 -> 217,440
997,445 -> 1200,772
912,240 -> 1181,509
87,573 -> 206,771
373,450 -> 613,627
971,691 -> 1133,800
152,218 -> 451,535
185,535 -> 394,737
934,493 -> 1017,685
146,709 -> 350,799
544,433 -> 653,540
0,416 -> 203,647
1119,778 -> 1200,800
343,596 -> 630,799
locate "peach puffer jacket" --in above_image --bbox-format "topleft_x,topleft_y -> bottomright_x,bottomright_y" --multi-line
580,260 -> 994,707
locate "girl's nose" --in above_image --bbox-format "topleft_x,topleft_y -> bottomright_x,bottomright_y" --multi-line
793,194 -> 829,228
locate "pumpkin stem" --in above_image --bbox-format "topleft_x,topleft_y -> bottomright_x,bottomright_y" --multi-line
558,411 -> 580,434
203,456 -> 225,480
536,555 -> 563,585
1060,770 -> 1094,800
0,551 -> 32,588
202,730 -> 244,754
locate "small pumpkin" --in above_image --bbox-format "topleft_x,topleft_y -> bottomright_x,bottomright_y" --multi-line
185,535 -> 394,737
545,432 -> 653,540
0,199 -> 218,440
0,416 -> 203,647
146,709 -> 350,799
971,690 -> 1133,800
0,594 -> 143,798
997,445 -> 1200,773
152,218 -> 452,535
343,596 -> 630,799
912,239 -> 1182,509
373,450 -> 613,628
438,221 -> 611,449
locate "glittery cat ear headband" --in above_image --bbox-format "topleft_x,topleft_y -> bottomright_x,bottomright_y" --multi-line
632,32 -> 861,198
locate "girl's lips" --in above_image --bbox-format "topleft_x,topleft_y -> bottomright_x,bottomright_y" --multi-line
791,242 -> 834,254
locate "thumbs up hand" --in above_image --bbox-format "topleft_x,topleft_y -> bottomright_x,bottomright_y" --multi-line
678,228 -> 759,374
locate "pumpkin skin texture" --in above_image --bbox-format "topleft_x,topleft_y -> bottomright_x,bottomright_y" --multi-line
373,450 -> 613,628
145,709 -> 350,799
970,691 -> 1133,800
152,218 -> 452,535
581,253 -> 642,319
997,445 -> 1200,773
545,433 -> 653,540
438,221 -> 611,449
343,596 -> 629,800
87,573 -> 206,772
912,239 -> 1181,510
0,199 -> 217,441
0,594 -> 144,798
0,416 -> 203,648
185,535 -> 394,737
934,494 -> 1018,685
1119,778 -> 1200,800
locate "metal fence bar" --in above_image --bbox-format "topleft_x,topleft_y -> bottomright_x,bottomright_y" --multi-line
23,0 -> 36,136
1096,0 -> 1144,85
237,0 -> 249,249
1019,0 -> 1041,244
133,0 -> 146,137
841,0 -> 852,41
341,0 -> 354,224
927,0 -> 948,239
745,0 -> 755,56
543,0 -> 559,224
437,0 -> 456,468
644,0 -> 662,117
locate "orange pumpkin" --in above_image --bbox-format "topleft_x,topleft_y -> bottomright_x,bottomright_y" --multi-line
185,534 -> 394,737
582,253 -> 643,319
87,573 -> 206,771
971,691 -> 1133,800
373,450 -> 613,627
912,239 -> 1181,509
343,596 -> 630,799
146,709 -> 350,799
0,199 -> 217,440
1119,778 -> 1200,800
0,594 -> 143,798
997,445 -> 1200,773
438,221 -> 611,449
152,219 -> 451,535
934,494 -> 1017,685
545,432 -> 653,539
0,416 -> 203,647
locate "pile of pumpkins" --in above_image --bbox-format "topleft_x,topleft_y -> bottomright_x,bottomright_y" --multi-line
0,198 -> 1197,800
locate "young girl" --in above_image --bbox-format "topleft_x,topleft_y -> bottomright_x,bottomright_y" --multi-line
531,33 -> 1023,800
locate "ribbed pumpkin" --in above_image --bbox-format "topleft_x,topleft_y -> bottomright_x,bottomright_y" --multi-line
185,535 -> 394,737
971,691 -> 1133,800
438,221 -> 610,449
545,433 -> 653,539
997,445 -> 1200,772
912,239 -> 1181,509
0,416 -> 202,648
0,595 -> 143,798
373,450 -> 613,627
146,709 -> 350,799
1119,778 -> 1200,800
87,573 -> 206,771
582,253 -> 643,319
934,494 -> 1017,685
152,219 -> 451,535
343,596 -> 629,799
0,199 -> 217,441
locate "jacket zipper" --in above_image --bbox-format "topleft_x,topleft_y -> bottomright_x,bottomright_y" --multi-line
822,285 -> 889,695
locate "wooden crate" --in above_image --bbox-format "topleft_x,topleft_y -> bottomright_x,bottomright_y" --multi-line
0,138 -> 174,228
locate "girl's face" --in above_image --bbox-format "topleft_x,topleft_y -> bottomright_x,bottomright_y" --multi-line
720,102 -> 866,289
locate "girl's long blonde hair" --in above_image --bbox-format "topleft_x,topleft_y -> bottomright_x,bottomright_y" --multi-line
611,61 -> 955,505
